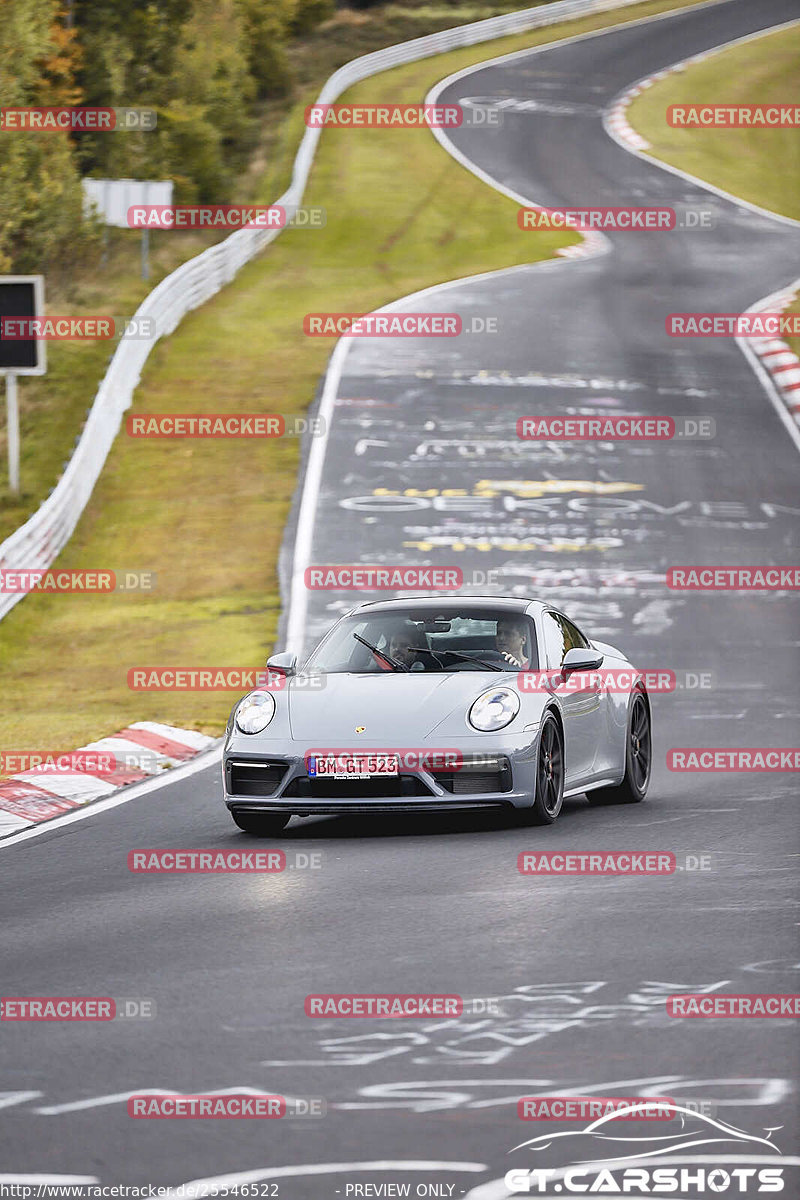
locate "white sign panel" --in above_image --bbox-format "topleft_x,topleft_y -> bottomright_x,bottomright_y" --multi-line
82,179 -> 173,229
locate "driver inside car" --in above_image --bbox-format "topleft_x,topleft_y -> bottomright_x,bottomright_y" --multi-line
388,627 -> 433,670
495,617 -> 530,668
388,630 -> 419,668
367,624 -> 428,670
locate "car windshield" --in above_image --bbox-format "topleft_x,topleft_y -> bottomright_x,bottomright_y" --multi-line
303,608 -> 539,674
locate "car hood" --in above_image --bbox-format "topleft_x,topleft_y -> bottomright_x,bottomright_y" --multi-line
287,672 -> 504,742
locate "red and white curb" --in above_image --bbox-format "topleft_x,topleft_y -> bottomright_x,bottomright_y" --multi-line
0,722 -> 214,837
557,232 -> 607,259
745,285 -> 800,430
735,278 -> 800,455
605,74 -> 656,151
603,19 -> 800,157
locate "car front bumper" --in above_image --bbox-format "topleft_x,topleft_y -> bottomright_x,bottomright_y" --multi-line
222,731 -> 541,815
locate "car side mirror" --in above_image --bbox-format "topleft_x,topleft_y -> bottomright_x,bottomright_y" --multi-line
561,647 -> 604,675
266,651 -> 297,676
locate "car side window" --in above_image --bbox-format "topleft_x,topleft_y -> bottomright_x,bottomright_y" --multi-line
557,614 -> 590,651
542,612 -> 569,668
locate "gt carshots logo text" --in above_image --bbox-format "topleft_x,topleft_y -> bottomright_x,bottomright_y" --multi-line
504,1105 -> 790,1193
503,1166 -> 785,1193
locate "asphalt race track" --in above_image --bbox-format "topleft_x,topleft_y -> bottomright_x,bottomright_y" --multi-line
2,0 -> 799,1192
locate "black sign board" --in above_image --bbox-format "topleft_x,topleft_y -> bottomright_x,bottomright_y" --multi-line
0,277 -> 46,374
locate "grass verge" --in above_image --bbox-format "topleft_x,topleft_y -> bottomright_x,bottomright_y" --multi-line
626,23 -> 800,221
626,24 -> 800,380
0,0 -> 716,751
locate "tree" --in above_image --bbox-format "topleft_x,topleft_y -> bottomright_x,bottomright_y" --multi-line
0,0 -> 99,276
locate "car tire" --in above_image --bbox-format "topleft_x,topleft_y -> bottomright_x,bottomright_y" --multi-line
586,690 -> 650,805
519,712 -> 564,825
231,811 -> 290,836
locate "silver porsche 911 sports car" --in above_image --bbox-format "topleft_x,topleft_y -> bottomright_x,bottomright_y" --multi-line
222,596 -> 651,835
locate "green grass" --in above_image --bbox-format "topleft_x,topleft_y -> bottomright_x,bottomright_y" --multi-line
627,24 -> 800,220
0,226 -> 226,542
0,0 -> 715,752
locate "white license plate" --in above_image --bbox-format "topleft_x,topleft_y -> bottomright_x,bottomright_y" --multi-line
308,754 -> 399,778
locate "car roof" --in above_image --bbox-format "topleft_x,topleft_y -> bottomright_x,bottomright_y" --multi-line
349,595 -> 547,615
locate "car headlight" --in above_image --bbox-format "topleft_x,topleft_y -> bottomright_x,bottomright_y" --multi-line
469,687 -> 520,732
234,690 -> 275,734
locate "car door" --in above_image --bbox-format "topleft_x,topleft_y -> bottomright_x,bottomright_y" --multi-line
541,611 -> 606,785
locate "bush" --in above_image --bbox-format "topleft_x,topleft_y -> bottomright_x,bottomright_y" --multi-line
290,0 -> 335,37
236,0 -> 296,97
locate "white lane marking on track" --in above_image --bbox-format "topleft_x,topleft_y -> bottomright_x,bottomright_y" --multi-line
162,1162 -> 489,1199
0,1092 -> 43,1110
35,1089 -> 179,1116
602,19 -> 800,230
35,1086 -> 306,1116
0,743 -> 221,851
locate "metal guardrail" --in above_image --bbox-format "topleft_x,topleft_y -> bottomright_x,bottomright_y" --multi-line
0,0 -> 648,620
